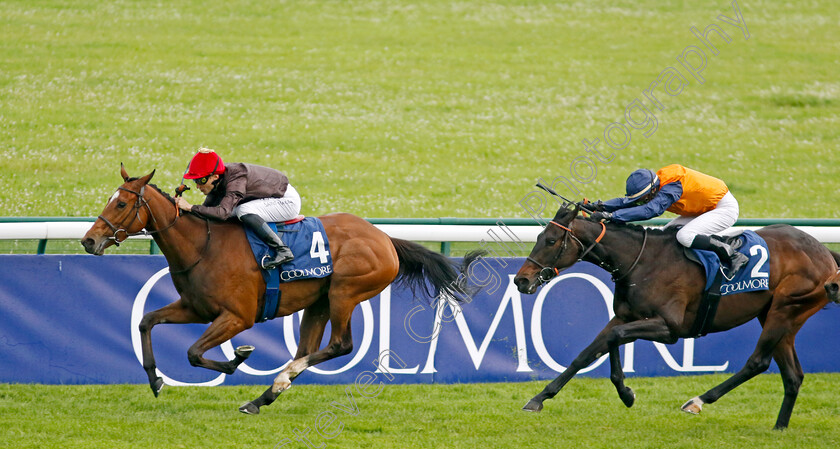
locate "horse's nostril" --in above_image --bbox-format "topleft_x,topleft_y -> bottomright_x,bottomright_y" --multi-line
81,238 -> 98,254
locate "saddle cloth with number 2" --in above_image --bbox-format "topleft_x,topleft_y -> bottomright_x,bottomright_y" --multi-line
690,230 -> 770,296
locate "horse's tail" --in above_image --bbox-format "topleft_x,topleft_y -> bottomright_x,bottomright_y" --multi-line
389,237 -> 484,303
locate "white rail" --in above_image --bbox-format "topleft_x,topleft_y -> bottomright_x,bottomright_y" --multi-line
2,222 -> 840,243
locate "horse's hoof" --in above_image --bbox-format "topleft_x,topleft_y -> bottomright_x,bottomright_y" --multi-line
235,345 -> 255,359
681,396 -> 703,415
620,387 -> 636,408
151,377 -> 165,398
239,402 -> 260,415
522,399 -> 544,412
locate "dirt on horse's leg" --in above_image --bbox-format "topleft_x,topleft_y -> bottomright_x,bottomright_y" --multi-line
138,300 -> 204,397
186,312 -> 251,374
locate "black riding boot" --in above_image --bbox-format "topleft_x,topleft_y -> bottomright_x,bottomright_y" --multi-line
240,214 -> 295,269
690,234 -> 749,277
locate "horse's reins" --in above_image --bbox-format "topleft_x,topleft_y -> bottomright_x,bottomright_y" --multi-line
98,185 -> 155,246
99,184 -> 211,275
612,227 -> 647,282
528,219 -> 647,283
527,220 -> 606,282
168,218 -> 211,275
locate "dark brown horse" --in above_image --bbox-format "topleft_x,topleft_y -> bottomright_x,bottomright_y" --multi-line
514,204 -> 840,429
82,166 -> 472,414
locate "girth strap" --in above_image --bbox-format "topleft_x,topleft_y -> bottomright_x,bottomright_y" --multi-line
688,270 -> 724,338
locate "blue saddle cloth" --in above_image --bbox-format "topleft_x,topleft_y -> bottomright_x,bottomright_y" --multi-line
691,230 -> 770,296
245,217 -> 333,322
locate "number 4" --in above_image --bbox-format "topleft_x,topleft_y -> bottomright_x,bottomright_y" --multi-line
310,231 -> 329,264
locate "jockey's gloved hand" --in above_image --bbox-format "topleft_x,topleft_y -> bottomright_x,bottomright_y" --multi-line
576,200 -> 605,213
590,211 -> 612,223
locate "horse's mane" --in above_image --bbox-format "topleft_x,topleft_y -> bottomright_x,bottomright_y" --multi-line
125,177 -> 176,205
553,207 -> 679,239
148,183 -> 177,205
126,179 -> 240,223
596,218 -> 677,237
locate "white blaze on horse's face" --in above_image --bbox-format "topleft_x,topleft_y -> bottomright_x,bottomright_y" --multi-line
108,190 -> 120,205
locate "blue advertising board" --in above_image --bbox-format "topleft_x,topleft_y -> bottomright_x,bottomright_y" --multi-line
1,254 -> 838,385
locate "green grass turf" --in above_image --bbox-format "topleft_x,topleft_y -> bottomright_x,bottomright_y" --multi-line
1,0 -> 838,220
2,374 -> 840,448
2,1 -> 840,447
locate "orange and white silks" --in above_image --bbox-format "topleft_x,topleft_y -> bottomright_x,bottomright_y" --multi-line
657,164 -> 729,217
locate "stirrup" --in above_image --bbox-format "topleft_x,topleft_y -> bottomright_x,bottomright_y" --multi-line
721,254 -> 748,281
261,252 -> 294,270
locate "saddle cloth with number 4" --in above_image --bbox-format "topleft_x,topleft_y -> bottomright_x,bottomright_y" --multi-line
244,216 -> 333,322
244,216 -> 333,282
690,230 -> 770,296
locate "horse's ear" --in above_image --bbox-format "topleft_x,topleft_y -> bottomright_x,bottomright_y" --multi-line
138,169 -> 156,185
120,163 -> 130,182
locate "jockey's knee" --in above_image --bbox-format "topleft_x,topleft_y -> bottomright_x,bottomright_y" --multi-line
676,229 -> 698,247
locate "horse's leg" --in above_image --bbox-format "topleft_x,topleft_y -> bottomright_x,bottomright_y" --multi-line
138,299 -> 206,397
605,316 -> 677,408
523,317 -> 625,412
244,313 -> 353,416
771,336 -> 804,430
525,316 -> 676,412
272,310 -> 354,394
185,311 -> 253,374
241,299 -> 330,415
681,323 -> 787,417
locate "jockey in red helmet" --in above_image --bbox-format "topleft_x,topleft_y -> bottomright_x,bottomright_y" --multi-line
176,148 -> 296,269
587,164 -> 748,277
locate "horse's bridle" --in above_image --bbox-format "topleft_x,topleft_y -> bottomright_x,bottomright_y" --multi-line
98,185 -> 155,246
526,220 -> 606,283
526,219 -> 647,284
97,184 -> 210,274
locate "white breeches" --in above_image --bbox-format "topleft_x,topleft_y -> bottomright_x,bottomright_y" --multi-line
234,184 -> 302,222
664,191 -> 740,247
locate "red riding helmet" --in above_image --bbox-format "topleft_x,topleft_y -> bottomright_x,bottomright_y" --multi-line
184,148 -> 226,179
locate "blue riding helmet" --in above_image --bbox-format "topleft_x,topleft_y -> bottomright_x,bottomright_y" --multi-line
625,169 -> 660,202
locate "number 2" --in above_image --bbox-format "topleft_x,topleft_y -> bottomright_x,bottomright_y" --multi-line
749,245 -> 769,278
310,231 -> 329,263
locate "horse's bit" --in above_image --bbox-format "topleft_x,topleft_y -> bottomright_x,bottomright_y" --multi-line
98,184 -> 209,274
526,220 -> 606,283
526,220 -> 647,284
97,186 -> 154,246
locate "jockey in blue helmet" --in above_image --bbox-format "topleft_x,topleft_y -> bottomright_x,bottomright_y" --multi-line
588,165 -> 749,276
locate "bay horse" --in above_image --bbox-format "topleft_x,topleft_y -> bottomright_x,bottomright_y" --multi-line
825,270 -> 840,303
514,204 -> 840,429
82,166 -> 474,414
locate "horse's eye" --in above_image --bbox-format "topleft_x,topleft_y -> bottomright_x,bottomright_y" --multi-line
546,239 -> 557,246
117,201 -> 127,209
